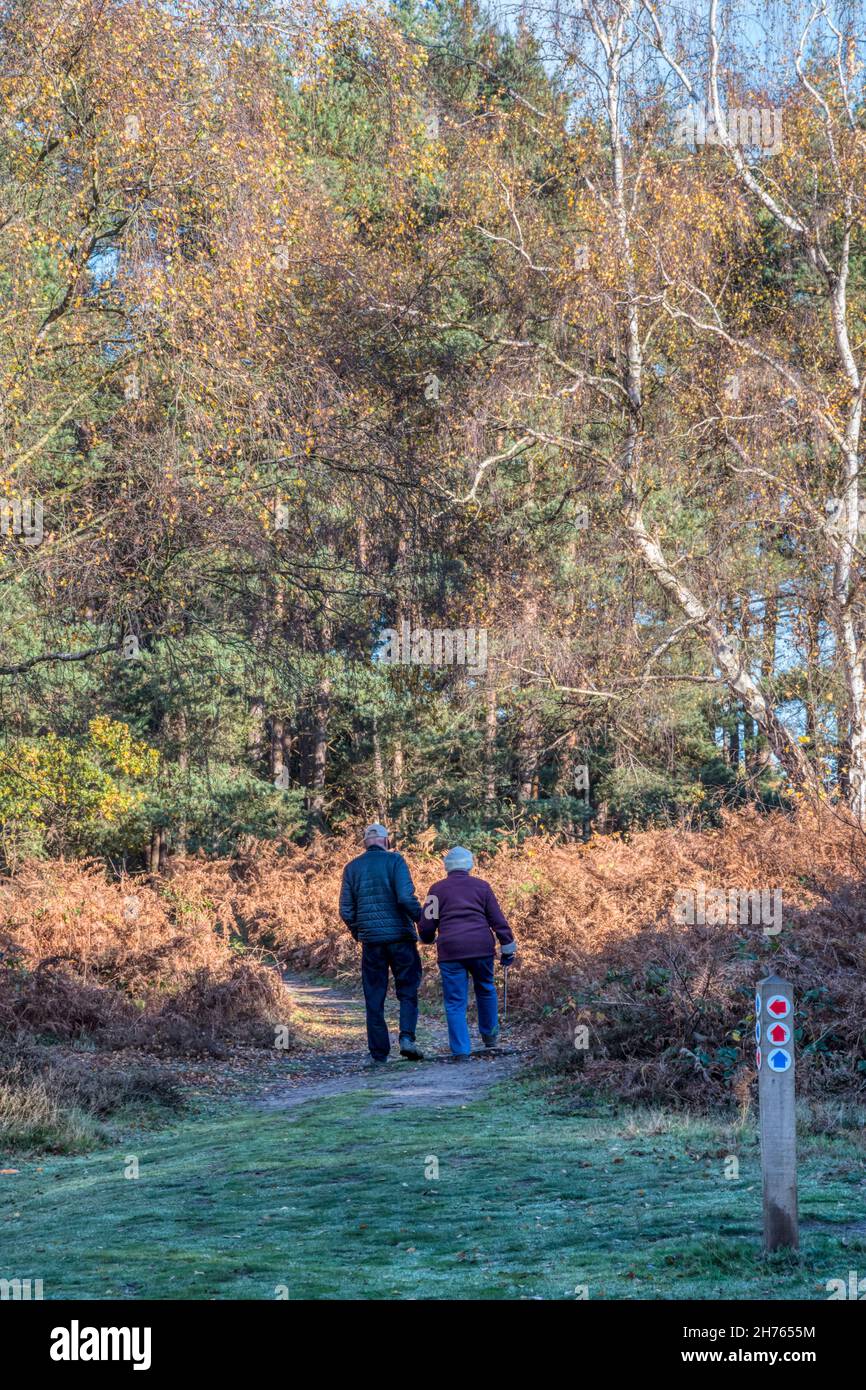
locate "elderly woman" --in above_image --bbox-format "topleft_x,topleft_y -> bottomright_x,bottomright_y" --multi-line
418,846 -> 516,1058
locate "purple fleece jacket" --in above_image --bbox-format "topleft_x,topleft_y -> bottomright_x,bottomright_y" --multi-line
417,870 -> 514,962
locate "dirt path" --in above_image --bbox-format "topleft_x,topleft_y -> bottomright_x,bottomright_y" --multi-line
257,971 -> 523,1113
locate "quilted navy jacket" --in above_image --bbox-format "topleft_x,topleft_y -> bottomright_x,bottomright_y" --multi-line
339,845 -> 423,944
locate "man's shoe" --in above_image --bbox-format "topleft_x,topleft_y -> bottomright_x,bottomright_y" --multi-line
481,1031 -> 500,1049
449,1054 -> 471,1063
366,1056 -> 389,1068
399,1035 -> 424,1061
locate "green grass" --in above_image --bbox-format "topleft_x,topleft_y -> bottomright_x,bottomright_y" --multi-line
0,1099 -> 106,1155
2,1077 -> 864,1299
0,1052 -> 184,1157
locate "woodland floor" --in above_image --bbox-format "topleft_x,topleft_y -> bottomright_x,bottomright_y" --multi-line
1,971 -> 864,1300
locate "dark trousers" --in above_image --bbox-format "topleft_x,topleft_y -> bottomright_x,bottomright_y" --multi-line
360,939 -> 422,1059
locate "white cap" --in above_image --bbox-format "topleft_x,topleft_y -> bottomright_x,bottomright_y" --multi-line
444,846 -> 474,872
363,823 -> 389,845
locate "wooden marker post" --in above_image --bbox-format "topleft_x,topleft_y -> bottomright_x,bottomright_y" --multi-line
755,973 -> 798,1251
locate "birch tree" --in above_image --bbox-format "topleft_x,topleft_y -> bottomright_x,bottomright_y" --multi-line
428,0 -> 866,812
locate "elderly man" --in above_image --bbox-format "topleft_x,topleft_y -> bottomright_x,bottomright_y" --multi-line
339,823 -> 424,1064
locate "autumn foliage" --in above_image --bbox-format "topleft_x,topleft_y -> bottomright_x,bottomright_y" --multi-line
209,808 -> 866,1103
0,858 -> 287,1051
2,808 -> 864,1102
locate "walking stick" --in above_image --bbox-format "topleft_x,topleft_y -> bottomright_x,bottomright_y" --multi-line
502,960 -> 508,1026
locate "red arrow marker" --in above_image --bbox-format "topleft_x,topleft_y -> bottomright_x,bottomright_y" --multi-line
768,1021 -> 790,1045
767,994 -> 790,1018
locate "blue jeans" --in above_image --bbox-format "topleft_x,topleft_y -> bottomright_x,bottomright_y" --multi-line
439,957 -> 498,1056
361,940 -> 422,1059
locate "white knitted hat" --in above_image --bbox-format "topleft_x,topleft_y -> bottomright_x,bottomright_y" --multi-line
444,846 -> 474,872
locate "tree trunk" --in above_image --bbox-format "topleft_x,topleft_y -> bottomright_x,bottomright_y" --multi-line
270,717 -> 285,782
729,712 -> 740,771
839,724 -> 852,803
838,602 -> 866,822
174,709 -> 189,850
248,695 -> 265,770
371,713 -> 386,817
148,827 -> 166,876
309,676 -> 330,821
516,710 -> 538,802
247,592 -> 270,774
392,739 -> 406,830
749,586 -> 778,776
483,678 -> 498,808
